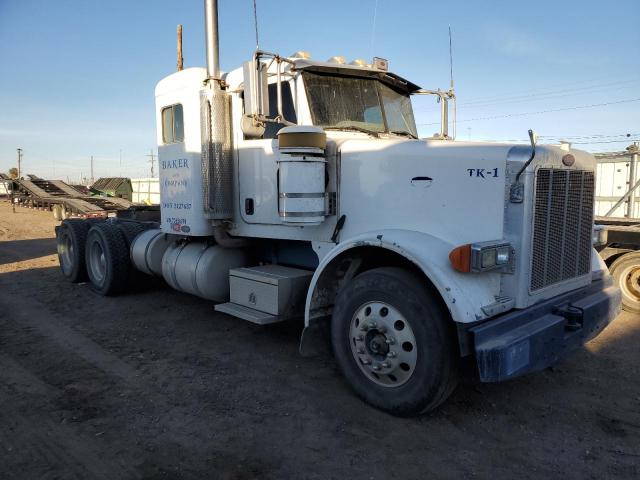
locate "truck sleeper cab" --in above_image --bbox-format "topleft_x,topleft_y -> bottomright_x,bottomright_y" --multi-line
55,0 -> 621,416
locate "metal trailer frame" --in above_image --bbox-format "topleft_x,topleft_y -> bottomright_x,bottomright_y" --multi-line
10,178 -> 159,219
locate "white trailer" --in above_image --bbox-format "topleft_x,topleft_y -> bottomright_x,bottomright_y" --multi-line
131,177 -> 160,205
594,146 -> 640,313
55,0 -> 621,415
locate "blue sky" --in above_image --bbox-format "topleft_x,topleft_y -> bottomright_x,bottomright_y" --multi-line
1,0 -> 638,181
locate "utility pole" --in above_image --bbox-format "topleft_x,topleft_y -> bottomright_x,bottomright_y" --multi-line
90,155 -> 94,184
627,142 -> 639,218
16,148 -> 22,179
146,149 -> 156,178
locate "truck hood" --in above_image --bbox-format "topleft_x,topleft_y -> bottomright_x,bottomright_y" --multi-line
335,137 -> 516,245
333,137 -> 595,245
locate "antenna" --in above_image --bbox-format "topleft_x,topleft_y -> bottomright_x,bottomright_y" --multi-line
448,25 -> 454,91
369,0 -> 379,60
252,0 -> 260,50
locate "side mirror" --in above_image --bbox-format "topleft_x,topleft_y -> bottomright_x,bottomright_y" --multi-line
243,58 -> 268,118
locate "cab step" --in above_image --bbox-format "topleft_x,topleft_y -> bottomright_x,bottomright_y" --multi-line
214,302 -> 282,325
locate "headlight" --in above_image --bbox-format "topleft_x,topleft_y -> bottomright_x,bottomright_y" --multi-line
496,245 -> 511,265
449,241 -> 513,272
592,225 -> 608,247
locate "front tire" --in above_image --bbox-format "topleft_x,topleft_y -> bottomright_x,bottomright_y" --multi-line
331,267 -> 459,416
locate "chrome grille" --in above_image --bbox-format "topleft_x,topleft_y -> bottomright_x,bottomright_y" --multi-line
530,169 -> 594,291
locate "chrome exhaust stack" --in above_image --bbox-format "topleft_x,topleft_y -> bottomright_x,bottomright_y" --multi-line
201,0 -> 233,220
204,0 -> 220,80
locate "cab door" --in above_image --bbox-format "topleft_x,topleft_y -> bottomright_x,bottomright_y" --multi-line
237,81 -> 298,225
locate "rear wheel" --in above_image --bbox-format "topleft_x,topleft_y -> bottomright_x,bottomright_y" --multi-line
331,267 -> 459,416
113,221 -> 148,248
56,219 -> 91,282
609,251 -> 640,313
85,222 -> 130,295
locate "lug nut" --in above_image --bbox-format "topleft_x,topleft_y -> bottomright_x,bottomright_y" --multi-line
369,321 -> 377,329
357,348 -> 365,354
378,326 -> 387,333
387,351 -> 396,358
356,335 -> 364,342
385,337 -> 396,345
372,364 -> 381,371
362,359 -> 371,365
381,362 -> 390,368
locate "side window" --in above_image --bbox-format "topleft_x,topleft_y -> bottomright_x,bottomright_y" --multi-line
264,82 -> 297,138
161,104 -> 184,144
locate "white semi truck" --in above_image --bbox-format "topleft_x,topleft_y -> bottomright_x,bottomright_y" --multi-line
56,0 -> 621,415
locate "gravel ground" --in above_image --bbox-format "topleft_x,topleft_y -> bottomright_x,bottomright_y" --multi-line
0,200 -> 639,480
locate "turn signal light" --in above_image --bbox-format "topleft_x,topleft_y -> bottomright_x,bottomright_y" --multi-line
449,244 -> 472,272
449,241 -> 513,273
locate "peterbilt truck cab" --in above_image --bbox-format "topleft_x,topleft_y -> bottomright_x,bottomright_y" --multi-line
56,0 -> 621,415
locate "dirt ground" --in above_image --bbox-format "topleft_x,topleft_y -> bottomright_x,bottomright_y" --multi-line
0,200 -> 638,480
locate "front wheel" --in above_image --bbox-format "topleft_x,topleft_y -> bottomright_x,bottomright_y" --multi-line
331,267 -> 459,416
609,251 -> 640,313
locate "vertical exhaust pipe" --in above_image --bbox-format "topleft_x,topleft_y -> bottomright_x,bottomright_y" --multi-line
204,0 -> 220,80
201,0 -> 232,220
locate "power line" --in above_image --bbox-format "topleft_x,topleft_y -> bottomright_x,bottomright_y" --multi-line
499,134 -> 639,142
417,97 -> 640,126
459,78 -> 640,107
541,133 -> 639,139
415,78 -> 640,112
457,83 -> 640,110
572,138 -> 640,145
458,74 -> 640,104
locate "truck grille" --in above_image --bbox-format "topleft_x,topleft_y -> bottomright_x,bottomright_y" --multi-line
530,168 -> 594,291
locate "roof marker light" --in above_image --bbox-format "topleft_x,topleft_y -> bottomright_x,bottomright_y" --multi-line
290,51 -> 311,59
327,56 -> 346,64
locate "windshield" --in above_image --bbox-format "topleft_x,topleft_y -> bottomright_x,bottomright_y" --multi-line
302,72 -> 418,138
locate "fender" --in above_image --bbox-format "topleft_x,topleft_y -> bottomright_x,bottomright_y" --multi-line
305,229 -> 503,329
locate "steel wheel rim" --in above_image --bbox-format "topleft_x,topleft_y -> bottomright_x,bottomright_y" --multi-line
89,240 -> 106,284
58,232 -> 74,276
349,301 -> 418,387
620,264 -> 640,304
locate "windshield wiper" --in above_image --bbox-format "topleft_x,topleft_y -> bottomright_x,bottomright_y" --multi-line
324,126 -> 380,138
389,130 -> 417,139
